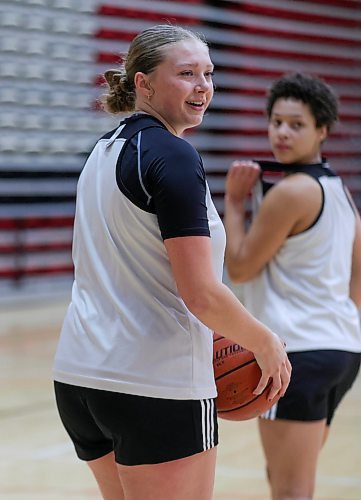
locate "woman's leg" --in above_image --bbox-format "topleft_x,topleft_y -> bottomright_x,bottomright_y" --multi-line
87,451 -> 125,500
258,418 -> 327,500
116,447 -> 217,500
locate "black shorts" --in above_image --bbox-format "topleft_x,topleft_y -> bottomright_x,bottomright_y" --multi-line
54,381 -> 218,466
261,350 -> 361,425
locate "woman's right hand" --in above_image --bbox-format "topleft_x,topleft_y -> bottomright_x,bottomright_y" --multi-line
252,332 -> 292,401
225,160 -> 261,204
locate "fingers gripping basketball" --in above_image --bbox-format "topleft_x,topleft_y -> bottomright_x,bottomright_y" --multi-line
213,332 -> 280,421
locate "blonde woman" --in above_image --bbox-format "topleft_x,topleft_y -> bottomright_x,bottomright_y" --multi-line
53,25 -> 290,500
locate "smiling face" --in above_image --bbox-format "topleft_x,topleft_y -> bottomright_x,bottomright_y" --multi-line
135,38 -> 214,135
268,98 -> 328,164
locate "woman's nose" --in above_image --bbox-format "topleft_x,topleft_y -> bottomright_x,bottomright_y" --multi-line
195,76 -> 211,92
278,123 -> 290,136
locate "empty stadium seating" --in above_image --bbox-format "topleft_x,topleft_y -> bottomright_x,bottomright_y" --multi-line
0,0 -> 360,295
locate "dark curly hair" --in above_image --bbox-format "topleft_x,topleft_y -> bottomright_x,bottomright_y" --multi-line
266,73 -> 339,131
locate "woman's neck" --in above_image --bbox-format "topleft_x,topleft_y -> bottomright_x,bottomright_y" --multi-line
135,104 -> 180,136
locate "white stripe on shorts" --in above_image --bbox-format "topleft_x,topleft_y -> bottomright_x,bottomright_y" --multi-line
200,399 -> 206,450
200,399 -> 215,450
260,401 -> 278,420
209,399 -> 215,448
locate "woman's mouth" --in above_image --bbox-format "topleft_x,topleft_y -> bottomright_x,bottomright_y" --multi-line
186,100 -> 205,110
275,143 -> 291,151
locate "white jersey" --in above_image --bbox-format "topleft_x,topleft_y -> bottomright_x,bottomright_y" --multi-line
54,114 -> 226,399
241,163 -> 361,353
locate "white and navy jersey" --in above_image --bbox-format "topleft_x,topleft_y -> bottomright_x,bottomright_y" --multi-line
53,114 -> 226,399
242,161 -> 361,353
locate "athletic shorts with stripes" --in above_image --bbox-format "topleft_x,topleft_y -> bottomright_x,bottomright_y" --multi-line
261,350 -> 361,425
54,381 -> 218,466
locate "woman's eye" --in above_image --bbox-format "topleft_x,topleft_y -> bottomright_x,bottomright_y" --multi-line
181,71 -> 193,76
205,71 -> 214,78
292,122 -> 303,130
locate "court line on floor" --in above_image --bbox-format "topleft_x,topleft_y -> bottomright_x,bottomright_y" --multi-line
216,465 -> 361,486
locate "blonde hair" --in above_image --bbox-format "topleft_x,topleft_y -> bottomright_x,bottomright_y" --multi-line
102,24 -> 207,114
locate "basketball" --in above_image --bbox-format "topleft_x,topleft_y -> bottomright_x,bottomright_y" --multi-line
213,332 -> 279,421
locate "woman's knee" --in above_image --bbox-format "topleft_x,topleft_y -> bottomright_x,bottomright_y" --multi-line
269,466 -> 315,500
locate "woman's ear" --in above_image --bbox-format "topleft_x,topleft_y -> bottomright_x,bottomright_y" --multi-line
134,72 -> 153,99
319,124 -> 328,143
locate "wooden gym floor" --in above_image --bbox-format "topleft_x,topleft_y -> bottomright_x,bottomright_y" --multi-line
1,297 -> 360,499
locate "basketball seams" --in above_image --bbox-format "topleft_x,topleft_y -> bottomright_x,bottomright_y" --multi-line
214,359 -> 257,381
212,334 -> 225,344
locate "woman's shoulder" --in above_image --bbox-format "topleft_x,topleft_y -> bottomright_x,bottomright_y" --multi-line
266,172 -> 320,201
261,174 -> 323,235
145,127 -> 200,161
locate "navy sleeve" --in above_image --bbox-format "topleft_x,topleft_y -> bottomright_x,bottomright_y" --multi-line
144,132 -> 210,240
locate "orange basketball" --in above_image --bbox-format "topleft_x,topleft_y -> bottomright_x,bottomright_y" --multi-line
213,332 -> 279,421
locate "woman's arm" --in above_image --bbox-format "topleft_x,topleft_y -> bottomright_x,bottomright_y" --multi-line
348,195 -> 361,308
164,235 -> 291,401
350,216 -> 361,308
224,161 -> 323,282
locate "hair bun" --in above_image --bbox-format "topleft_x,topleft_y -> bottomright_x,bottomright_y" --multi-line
104,70 -> 122,87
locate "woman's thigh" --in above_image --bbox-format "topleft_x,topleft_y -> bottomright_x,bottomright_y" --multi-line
117,447 -> 217,500
258,418 -> 326,496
